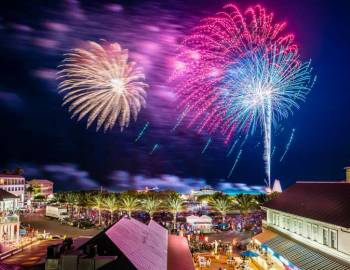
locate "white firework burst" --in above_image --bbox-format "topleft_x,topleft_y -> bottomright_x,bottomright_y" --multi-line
57,41 -> 148,132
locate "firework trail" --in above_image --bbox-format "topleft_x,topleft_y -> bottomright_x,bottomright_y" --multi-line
227,149 -> 243,178
280,128 -> 295,162
58,41 -> 148,132
271,146 -> 277,159
171,105 -> 189,133
135,122 -> 149,142
172,3 -> 315,188
226,136 -> 241,157
201,138 -> 212,154
149,143 -> 159,155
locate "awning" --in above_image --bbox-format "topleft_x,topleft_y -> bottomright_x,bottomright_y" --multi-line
264,235 -> 350,270
252,230 -> 277,244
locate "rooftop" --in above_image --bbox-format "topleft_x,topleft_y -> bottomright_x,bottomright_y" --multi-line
0,189 -> 18,200
27,179 -> 53,185
80,217 -> 194,270
105,218 -> 168,270
263,182 -> 350,228
0,174 -> 24,178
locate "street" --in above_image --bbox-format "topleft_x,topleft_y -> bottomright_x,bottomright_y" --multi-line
21,214 -> 101,238
2,240 -> 61,267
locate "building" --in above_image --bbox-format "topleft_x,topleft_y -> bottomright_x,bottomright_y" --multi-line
0,174 -> 25,206
191,185 -> 217,196
27,179 -> 54,200
186,215 -> 212,233
272,179 -> 282,193
0,189 -> 19,212
45,217 -> 195,270
252,179 -> 350,270
0,214 -> 20,246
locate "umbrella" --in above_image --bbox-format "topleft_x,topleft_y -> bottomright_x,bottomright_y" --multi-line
240,250 -> 259,257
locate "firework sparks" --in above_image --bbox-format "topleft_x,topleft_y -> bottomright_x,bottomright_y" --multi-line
222,47 -> 314,187
173,3 -> 315,187
226,136 -> 241,157
171,105 -> 189,133
280,128 -> 295,162
58,41 -> 148,132
227,149 -> 243,178
201,138 -> 212,154
150,143 -> 159,155
135,122 -> 150,142
271,146 -> 277,159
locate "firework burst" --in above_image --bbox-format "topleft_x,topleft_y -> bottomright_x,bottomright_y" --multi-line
173,4 -> 316,186
58,41 -> 148,132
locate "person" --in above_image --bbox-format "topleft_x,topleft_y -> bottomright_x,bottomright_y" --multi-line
206,258 -> 211,267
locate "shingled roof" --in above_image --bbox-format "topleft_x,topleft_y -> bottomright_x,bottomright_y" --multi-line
263,182 -> 350,228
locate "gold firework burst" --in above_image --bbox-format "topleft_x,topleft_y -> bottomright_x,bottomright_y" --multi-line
58,41 -> 148,131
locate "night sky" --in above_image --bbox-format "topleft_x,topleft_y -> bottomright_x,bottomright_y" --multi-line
0,0 -> 349,192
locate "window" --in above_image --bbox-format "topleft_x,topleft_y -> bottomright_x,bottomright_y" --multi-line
306,223 -> 311,239
286,217 -> 291,231
293,220 -> 298,233
298,221 -> 303,235
322,228 -> 329,246
312,225 -> 318,241
330,230 -> 337,249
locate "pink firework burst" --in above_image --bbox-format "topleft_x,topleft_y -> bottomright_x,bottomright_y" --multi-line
172,3 -> 298,142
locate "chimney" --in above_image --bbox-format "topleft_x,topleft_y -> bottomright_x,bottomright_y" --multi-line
345,167 -> 350,182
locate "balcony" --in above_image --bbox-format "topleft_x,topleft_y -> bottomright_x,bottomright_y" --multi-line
0,215 -> 19,224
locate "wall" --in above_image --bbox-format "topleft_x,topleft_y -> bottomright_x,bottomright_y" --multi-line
265,208 -> 350,263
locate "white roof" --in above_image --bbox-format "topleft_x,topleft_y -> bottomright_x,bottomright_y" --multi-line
105,218 -> 168,270
186,215 -> 212,223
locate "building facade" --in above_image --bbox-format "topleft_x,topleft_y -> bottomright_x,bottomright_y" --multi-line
0,190 -> 19,212
27,179 -> 54,200
255,181 -> 350,269
0,174 -> 25,206
0,214 -> 20,245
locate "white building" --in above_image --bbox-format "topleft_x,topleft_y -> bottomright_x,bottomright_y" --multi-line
0,174 -> 25,206
0,214 -> 20,245
191,186 -> 217,196
253,179 -> 350,269
0,189 -> 19,212
186,215 -> 212,233
27,179 -> 54,200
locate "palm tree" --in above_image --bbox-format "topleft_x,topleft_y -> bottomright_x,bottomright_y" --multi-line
53,192 -> 67,204
235,194 -> 257,216
143,195 -> 161,220
166,195 -> 183,229
209,196 -> 233,223
75,192 -> 90,217
120,194 -> 139,218
65,192 -> 78,217
103,194 -> 120,223
90,193 -> 105,226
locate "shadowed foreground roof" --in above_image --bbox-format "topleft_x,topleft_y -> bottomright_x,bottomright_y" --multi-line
263,182 -> 350,228
106,218 -> 168,270
168,235 -> 195,270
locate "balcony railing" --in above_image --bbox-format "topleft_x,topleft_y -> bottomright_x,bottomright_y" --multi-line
0,215 -> 19,224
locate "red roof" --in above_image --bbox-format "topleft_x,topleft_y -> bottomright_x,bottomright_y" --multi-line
168,235 -> 195,270
263,182 -> 350,228
28,179 -> 53,185
0,174 -> 24,178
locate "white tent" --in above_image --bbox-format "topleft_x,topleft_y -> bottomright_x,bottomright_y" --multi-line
186,215 -> 212,233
